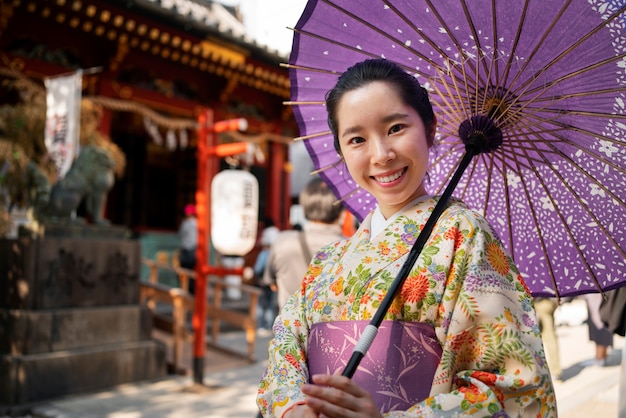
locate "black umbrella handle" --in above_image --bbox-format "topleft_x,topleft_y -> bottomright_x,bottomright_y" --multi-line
342,149 -> 477,378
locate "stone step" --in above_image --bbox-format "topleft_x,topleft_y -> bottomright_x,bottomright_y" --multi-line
0,339 -> 167,405
0,305 -> 152,355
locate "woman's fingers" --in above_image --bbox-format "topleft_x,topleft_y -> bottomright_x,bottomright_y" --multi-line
302,374 -> 382,418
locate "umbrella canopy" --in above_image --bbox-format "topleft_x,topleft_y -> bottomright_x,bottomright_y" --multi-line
288,0 -> 626,298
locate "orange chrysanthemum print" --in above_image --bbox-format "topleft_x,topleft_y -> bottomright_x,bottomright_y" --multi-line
301,274 -> 315,291
309,265 -> 323,278
395,242 -> 408,255
330,277 -> 344,296
444,226 -> 464,250
360,293 -> 371,305
460,385 -> 489,403
378,241 -> 391,256
401,271 -> 429,303
445,265 -> 457,286
486,242 -> 509,275
285,353 -> 301,372
471,371 -> 498,386
517,274 -> 532,295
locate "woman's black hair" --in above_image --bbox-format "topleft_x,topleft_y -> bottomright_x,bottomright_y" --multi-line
325,58 -> 436,154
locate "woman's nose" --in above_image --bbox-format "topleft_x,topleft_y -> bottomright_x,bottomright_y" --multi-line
371,139 -> 395,164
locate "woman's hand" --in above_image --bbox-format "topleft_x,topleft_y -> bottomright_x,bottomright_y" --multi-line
283,403 -> 319,418
300,374 -> 383,418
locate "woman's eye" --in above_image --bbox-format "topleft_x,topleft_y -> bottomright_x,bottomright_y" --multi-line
389,124 -> 404,134
349,136 -> 366,145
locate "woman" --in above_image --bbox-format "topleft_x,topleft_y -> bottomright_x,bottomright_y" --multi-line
257,59 -> 556,417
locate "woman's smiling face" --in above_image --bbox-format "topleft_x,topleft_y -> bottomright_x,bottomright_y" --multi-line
336,81 -> 432,219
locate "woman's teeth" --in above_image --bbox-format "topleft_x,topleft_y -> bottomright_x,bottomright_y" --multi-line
375,169 -> 404,183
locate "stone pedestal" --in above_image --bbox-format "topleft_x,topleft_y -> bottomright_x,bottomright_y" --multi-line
0,234 -> 167,406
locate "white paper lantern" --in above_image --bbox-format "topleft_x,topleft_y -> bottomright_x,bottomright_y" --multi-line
211,170 -> 259,256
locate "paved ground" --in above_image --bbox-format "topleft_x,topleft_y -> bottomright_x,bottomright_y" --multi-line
6,298 -> 624,417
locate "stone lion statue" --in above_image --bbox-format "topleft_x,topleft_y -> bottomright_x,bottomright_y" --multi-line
46,145 -> 116,224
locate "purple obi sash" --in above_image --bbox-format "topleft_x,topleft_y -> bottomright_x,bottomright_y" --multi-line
307,320 -> 442,413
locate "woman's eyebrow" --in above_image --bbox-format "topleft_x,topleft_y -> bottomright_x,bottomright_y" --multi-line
340,112 -> 410,138
382,112 -> 410,124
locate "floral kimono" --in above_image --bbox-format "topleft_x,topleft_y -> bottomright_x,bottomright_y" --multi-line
257,196 -> 557,417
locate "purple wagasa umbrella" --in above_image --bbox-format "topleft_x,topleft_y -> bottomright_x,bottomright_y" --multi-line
287,0 -> 626,299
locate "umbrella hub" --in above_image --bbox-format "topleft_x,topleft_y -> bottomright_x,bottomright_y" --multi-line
474,86 -> 518,123
458,115 -> 502,155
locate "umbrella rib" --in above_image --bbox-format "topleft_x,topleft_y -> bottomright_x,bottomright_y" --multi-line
290,26 -> 381,61
293,130 -> 332,142
534,108 -> 626,122
498,150 -> 516,261
498,130 -> 624,177
442,58 -> 478,121
501,84 -> 626,130
292,5 -> 473,93
520,52 -> 626,98
432,126 -> 464,146
500,0 -> 531,87
455,154 -> 481,202
522,129 -> 618,294
481,0 -> 507,114
284,101 -> 326,106
280,62 -> 340,75
458,0 -> 490,85
513,114 -> 626,170
335,186 -> 365,206
382,0 -> 486,94
503,0 -> 572,93
429,70 -> 470,127
429,144 -> 465,195
511,3 -> 626,97
489,0 -> 501,86
457,152 -> 498,217
496,143 -> 553,169
382,0 -> 471,70
507,142 -> 562,297
480,152 -> 497,217
313,0 -> 447,79
535,117 -> 626,151
509,115 -> 626,207
500,54 -> 626,128
498,86 -> 626,134
527,86 -> 626,102
309,157 -> 345,175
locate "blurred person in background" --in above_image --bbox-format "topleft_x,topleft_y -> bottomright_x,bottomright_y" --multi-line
178,203 -> 197,293
535,297 -> 563,381
262,177 -> 345,310
582,293 -> 614,367
254,218 -> 280,335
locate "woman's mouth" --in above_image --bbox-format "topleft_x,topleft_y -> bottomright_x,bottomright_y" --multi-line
373,168 -> 406,184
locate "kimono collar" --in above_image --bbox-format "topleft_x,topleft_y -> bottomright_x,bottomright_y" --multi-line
370,195 -> 433,238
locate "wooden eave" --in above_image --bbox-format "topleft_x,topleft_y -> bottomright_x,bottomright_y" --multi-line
0,0 -> 291,100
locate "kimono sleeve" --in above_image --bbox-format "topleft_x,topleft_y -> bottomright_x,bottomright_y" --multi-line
256,239 -> 344,417
256,294 -> 311,417
390,209 -> 557,417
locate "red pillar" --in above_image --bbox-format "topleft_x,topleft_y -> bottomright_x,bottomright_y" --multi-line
192,109 -> 216,384
192,111 -> 248,384
268,141 -> 285,228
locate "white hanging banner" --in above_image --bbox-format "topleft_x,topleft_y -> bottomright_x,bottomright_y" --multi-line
44,70 -> 83,179
211,170 -> 259,256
